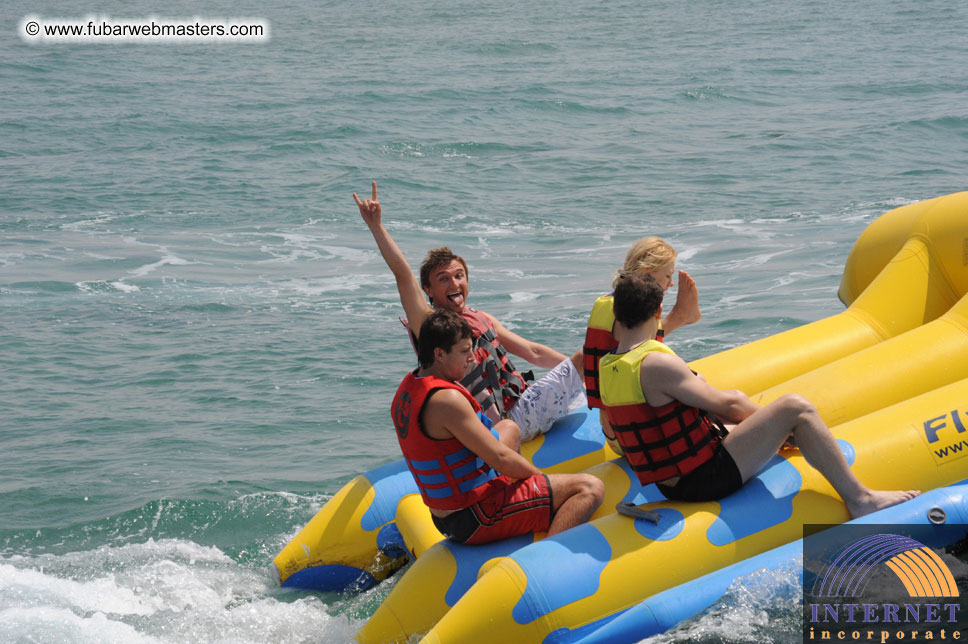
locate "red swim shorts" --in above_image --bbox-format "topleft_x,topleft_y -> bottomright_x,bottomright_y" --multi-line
431,474 -> 554,545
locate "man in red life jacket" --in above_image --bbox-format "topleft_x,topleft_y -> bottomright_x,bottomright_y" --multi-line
355,181 -> 585,442
600,273 -> 918,518
391,310 -> 604,544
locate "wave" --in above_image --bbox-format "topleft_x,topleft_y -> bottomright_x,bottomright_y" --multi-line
0,537 -> 358,644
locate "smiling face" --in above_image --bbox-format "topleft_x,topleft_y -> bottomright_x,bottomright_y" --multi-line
424,259 -> 469,313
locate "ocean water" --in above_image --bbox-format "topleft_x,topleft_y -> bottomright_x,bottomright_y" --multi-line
2,0 -> 966,641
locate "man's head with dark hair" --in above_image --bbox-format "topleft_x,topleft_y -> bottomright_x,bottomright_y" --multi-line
420,247 -> 469,292
417,309 -> 474,369
613,273 -> 664,329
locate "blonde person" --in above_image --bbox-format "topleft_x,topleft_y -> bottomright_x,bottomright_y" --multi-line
583,237 -> 701,453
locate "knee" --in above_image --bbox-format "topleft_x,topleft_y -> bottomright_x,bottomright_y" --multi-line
778,393 -> 816,418
570,350 -> 583,373
496,419 -> 521,445
578,474 -> 605,505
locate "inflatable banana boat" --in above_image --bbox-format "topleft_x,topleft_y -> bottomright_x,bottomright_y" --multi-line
273,191 -> 968,642
576,482 -> 968,644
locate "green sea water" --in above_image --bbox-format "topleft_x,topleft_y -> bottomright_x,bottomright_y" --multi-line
2,0 -> 967,641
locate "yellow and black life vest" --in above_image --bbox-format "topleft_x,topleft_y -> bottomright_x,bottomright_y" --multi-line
599,340 -> 721,485
583,294 -> 663,410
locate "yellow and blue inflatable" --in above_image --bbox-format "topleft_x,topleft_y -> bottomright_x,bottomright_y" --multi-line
274,192 -> 968,643
575,482 -> 968,644
271,412 -> 615,591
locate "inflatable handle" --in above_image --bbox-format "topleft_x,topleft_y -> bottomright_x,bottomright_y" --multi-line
615,501 -> 660,524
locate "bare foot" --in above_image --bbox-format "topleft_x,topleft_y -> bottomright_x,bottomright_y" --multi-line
667,270 -> 701,330
846,489 -> 921,519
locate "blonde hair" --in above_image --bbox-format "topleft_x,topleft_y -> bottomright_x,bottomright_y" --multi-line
613,237 -> 676,287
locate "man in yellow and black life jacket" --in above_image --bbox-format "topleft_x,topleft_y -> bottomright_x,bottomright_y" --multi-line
391,310 -> 604,544
600,273 -> 918,518
356,181 -> 585,442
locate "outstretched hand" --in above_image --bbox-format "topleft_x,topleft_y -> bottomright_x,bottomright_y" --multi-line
353,181 -> 381,226
668,269 -> 701,328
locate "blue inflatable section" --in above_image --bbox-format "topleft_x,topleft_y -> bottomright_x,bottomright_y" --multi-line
281,563 -> 377,593
838,439 -> 856,466
632,508 -> 684,541
613,457 -> 672,506
572,483 -> 968,644
443,533 -> 535,606
512,524 -> 612,625
360,459 -> 419,532
377,522 -> 407,559
532,411 -> 605,469
707,454 -> 801,546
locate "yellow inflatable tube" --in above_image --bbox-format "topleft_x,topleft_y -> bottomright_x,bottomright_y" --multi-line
692,192 -> 968,394
419,376 -> 968,644
752,291 -> 968,426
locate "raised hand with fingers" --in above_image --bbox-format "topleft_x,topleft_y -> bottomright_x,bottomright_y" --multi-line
353,181 -> 381,226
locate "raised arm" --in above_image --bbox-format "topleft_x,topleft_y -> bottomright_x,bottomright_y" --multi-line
354,181 -> 432,335
483,311 -> 567,368
423,389 -> 543,480
642,352 -> 758,424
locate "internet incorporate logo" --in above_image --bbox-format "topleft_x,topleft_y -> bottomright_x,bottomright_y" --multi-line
803,528 -> 965,643
814,534 -> 959,599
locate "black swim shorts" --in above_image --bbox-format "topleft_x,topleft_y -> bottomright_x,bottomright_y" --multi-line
656,444 -> 743,502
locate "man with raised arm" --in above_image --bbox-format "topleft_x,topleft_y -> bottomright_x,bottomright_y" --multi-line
392,310 -> 604,544
599,273 -> 918,518
355,181 -> 585,442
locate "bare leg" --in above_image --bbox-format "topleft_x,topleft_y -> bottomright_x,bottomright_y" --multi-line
722,394 -> 918,518
569,349 -> 583,374
494,419 -> 521,453
547,473 -> 605,536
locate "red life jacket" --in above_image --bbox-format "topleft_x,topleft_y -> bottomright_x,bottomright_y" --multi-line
391,370 -> 502,511
400,308 -> 532,422
599,341 -> 721,486
583,294 -> 664,410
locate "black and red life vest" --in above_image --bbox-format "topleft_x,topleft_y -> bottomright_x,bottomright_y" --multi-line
401,307 -> 532,422
391,370 -> 502,511
599,340 -> 721,486
583,294 -> 663,410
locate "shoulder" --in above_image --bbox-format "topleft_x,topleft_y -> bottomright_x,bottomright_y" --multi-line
641,350 -> 690,377
470,308 -> 502,330
426,386 -> 475,412
472,308 -> 497,323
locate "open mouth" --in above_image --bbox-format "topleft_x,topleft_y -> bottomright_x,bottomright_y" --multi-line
447,291 -> 465,307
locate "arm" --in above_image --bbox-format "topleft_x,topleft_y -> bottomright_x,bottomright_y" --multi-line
483,311 -> 567,368
661,270 -> 701,335
423,389 -> 543,480
642,352 -> 758,424
354,181 -> 433,336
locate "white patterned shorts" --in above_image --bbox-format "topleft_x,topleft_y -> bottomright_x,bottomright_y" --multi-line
509,359 -> 587,442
